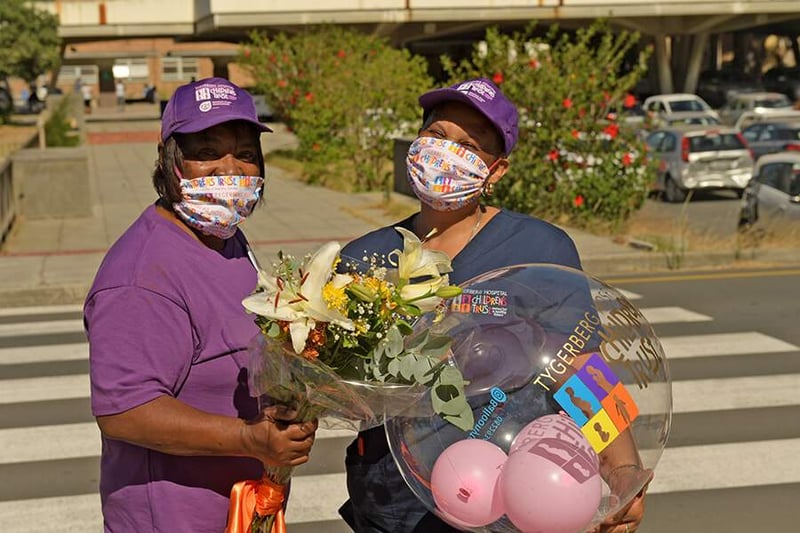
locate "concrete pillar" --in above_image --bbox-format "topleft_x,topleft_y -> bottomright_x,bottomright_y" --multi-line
672,36 -> 693,92
684,33 -> 709,94
212,59 -> 229,79
655,35 -> 674,94
733,31 -> 749,70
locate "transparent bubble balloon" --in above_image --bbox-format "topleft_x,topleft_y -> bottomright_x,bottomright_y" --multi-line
386,264 -> 672,533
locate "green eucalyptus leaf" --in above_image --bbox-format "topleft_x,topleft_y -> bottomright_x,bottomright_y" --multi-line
398,353 -> 417,381
387,358 -> 400,377
442,408 -> 475,432
420,335 -> 452,358
412,356 -> 436,384
382,325 -> 403,358
404,329 -> 430,351
396,320 -> 414,335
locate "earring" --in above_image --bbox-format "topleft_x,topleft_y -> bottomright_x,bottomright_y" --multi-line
482,182 -> 494,197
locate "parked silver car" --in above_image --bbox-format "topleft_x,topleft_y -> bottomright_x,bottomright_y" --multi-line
741,120 -> 800,160
718,92 -> 793,126
645,126 -> 754,202
739,152 -> 800,227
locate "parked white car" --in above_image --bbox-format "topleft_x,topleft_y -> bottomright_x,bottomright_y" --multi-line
642,94 -> 718,120
718,92 -> 793,126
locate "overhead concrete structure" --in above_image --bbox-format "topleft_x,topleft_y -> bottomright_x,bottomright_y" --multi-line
35,0 -> 800,95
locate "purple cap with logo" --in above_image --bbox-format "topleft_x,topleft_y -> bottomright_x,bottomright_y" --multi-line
160,77 -> 271,142
419,77 -> 519,154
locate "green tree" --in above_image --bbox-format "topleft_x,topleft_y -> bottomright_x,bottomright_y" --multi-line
0,0 -> 61,81
0,0 -> 61,121
441,21 -> 656,231
240,26 -> 432,193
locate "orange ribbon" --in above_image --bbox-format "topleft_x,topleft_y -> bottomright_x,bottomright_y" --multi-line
225,474 -> 287,533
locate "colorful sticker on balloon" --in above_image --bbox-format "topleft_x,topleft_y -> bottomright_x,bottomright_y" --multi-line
552,352 -> 639,453
449,288 -> 508,318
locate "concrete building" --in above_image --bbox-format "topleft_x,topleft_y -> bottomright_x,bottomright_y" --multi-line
30,0 -> 800,107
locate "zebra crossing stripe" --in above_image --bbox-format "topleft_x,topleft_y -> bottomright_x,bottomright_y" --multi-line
648,437 -> 800,493
639,306 -> 711,324
2,370 -> 799,415
0,343 -> 88,364
0,374 -> 89,404
0,494 -> 102,533
0,422 -> 353,465
2,371 -> 798,463
0,305 -> 83,318
2,436 -> 798,530
0,423 -> 100,464
659,332 -> 798,359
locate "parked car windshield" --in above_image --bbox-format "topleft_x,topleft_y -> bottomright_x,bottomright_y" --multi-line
670,100 -> 707,112
754,97 -> 791,108
688,133 -> 745,152
777,128 -> 800,141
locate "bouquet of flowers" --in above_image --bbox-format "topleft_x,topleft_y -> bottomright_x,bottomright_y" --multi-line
225,227 -> 474,533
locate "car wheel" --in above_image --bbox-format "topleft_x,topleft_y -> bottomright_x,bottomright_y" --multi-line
664,176 -> 687,203
738,196 -> 758,227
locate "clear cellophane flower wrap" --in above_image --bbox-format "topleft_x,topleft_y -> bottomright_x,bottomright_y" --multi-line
227,335 -> 427,533
225,232 -> 474,533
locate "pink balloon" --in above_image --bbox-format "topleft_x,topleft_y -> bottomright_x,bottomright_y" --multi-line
500,436 -> 601,533
431,439 -> 507,528
509,414 -> 590,457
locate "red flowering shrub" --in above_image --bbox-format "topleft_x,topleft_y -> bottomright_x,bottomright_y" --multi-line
440,21 -> 657,230
239,26 -> 432,191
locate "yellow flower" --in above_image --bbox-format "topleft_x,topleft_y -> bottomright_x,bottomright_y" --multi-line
323,281 -> 349,314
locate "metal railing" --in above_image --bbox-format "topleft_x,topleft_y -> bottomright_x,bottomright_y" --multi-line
0,131 -> 39,246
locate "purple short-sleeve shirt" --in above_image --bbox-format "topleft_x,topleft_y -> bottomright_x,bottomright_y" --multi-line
85,205 -> 263,532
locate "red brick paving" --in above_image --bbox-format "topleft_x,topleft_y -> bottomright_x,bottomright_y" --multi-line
87,131 -> 160,144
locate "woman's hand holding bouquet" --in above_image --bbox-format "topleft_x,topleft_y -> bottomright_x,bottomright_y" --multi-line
226,228 -> 473,533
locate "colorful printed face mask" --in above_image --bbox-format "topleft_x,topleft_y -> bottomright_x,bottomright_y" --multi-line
406,136 -> 492,212
173,175 -> 264,239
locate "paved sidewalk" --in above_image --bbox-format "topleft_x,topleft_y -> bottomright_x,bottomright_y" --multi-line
1,110 -> 797,307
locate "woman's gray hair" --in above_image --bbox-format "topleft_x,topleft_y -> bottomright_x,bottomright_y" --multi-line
152,125 -> 266,205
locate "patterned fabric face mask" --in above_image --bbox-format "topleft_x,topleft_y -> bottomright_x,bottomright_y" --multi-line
406,136 -> 490,212
173,175 -> 264,239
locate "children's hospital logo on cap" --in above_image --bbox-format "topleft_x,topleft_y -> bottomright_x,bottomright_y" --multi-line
194,83 -> 238,113
456,79 -> 497,103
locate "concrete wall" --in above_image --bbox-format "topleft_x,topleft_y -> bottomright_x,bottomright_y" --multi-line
12,147 -> 91,219
39,0 -> 799,30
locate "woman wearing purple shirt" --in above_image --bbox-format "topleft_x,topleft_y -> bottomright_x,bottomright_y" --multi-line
84,78 -> 317,532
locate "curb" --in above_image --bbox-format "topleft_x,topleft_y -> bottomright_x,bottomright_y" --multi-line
585,247 -> 800,278
2,249 -> 799,310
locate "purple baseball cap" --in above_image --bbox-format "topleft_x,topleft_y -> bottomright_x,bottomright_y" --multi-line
419,77 -> 519,154
160,77 -> 271,142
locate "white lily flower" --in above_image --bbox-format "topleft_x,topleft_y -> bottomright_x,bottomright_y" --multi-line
242,241 -> 355,354
400,275 -> 449,312
392,227 -> 452,282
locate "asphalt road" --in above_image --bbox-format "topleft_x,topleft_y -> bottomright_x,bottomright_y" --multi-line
0,268 -> 798,532
607,267 -> 800,533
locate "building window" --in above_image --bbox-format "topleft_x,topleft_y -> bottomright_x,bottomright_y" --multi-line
161,57 -> 199,82
58,65 -> 99,84
112,58 -> 149,81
